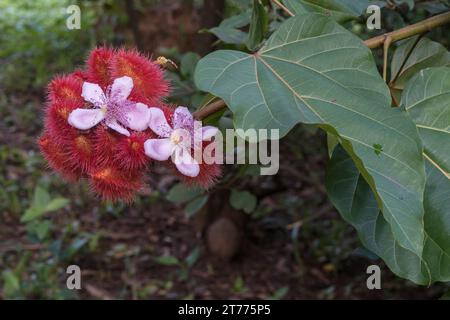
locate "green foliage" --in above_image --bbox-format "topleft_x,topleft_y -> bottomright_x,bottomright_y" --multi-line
390,36 -> 450,91
0,0 -> 112,92
195,2 -> 450,286
282,0 -> 369,22
196,13 -> 427,259
326,67 -> 450,285
246,0 -> 269,51
184,195 -> 209,217
166,183 -> 202,204
229,189 -> 257,213
208,10 -> 251,45
166,183 -> 209,217
21,186 -> 69,222
155,255 -> 180,266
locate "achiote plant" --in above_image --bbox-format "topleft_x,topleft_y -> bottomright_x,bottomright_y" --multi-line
38,0 -> 450,286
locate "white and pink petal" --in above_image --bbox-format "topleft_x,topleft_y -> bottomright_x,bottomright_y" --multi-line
68,108 -> 105,130
148,107 -> 172,137
144,138 -> 174,161
124,103 -> 150,131
201,126 -> 218,141
106,119 -> 130,136
173,146 -> 200,177
110,76 -> 133,102
81,82 -> 106,106
173,106 -> 193,129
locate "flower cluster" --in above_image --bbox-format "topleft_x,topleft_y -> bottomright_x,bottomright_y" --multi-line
40,47 -> 221,202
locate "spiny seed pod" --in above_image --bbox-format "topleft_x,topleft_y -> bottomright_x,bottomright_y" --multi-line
45,99 -> 83,146
111,48 -> 169,106
86,47 -> 115,88
39,134 -> 82,181
88,166 -> 143,202
47,74 -> 83,104
63,133 -> 96,174
113,130 -> 154,171
180,160 -> 222,189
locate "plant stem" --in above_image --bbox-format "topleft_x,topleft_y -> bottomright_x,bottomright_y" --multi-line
363,11 -> 450,49
194,11 -> 450,120
193,99 -> 227,120
382,36 -> 393,82
271,0 -> 294,17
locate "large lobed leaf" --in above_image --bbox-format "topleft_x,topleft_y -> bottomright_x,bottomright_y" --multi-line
195,14 -> 426,258
403,67 -> 450,283
326,67 -> 450,284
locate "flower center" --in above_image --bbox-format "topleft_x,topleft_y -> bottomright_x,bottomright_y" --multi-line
100,104 -> 108,114
170,131 -> 182,145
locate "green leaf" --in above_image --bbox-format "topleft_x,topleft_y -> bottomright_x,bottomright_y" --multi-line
326,133 -> 339,158
184,195 -> 209,217
34,220 -> 51,240
394,0 -> 414,10
2,270 -> 20,297
32,185 -> 50,209
196,14 -> 426,257
185,247 -> 201,268
21,207 -> 44,223
282,0 -> 369,22
326,145 -> 427,284
402,67 -> 450,283
246,0 -> 269,51
390,37 -> 450,92
209,11 -> 251,45
166,183 -> 202,204
403,67 -> 450,176
230,189 -> 257,213
154,255 -> 180,266
45,197 -> 69,212
21,195 -> 69,223
326,144 -> 450,285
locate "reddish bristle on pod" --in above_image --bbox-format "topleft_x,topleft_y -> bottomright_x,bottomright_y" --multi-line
180,161 -> 222,189
111,48 -> 169,105
166,160 -> 221,189
92,126 -> 121,167
48,74 -> 83,105
86,47 -> 115,88
39,134 -> 82,181
63,133 -> 96,175
72,69 -> 88,82
113,131 -> 154,171
45,99 -> 83,146
88,166 -> 143,202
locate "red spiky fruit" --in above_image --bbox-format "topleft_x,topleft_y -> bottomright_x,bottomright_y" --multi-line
88,166 -> 143,202
39,134 -> 82,181
45,99 -> 83,146
86,47 -> 115,88
113,131 -> 154,171
111,48 -> 169,105
47,74 -> 84,104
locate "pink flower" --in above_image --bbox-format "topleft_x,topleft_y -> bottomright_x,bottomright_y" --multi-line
67,76 -> 150,136
144,107 -> 218,177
